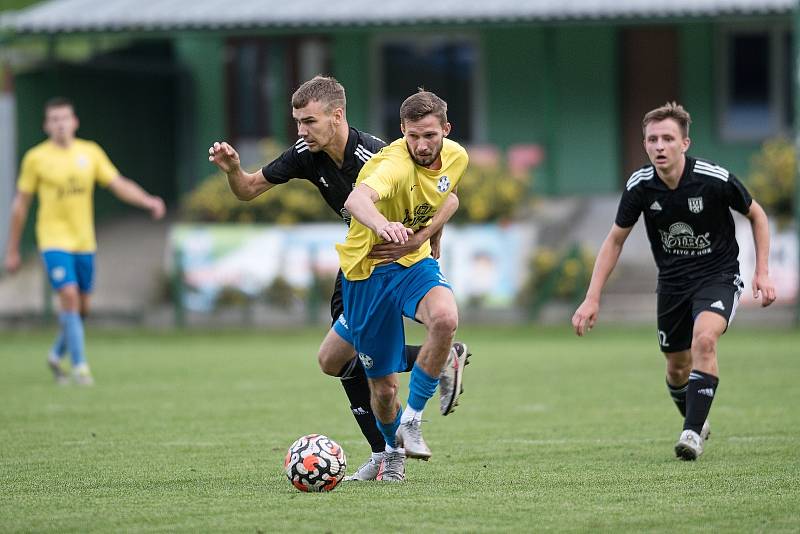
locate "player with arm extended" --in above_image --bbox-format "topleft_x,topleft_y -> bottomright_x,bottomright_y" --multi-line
572,102 -> 776,460
208,77 -> 470,480
325,89 -> 468,481
4,97 -> 165,385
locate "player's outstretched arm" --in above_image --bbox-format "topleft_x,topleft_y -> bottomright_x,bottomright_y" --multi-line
368,192 -> 459,261
344,184 -> 413,244
108,176 -> 166,220
3,191 -> 33,273
745,200 -> 776,307
572,223 -> 633,336
208,141 -> 274,201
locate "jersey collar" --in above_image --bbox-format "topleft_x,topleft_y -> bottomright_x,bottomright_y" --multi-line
647,156 -> 695,191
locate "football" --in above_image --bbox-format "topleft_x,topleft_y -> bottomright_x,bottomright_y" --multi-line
284,434 -> 347,492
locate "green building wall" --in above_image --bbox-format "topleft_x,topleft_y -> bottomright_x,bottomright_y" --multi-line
173,34 -> 225,195
332,32 -> 371,132
679,24 -> 762,176
484,25 -> 620,195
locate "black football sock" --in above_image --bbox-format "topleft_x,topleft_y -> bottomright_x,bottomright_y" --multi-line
403,345 -> 421,373
684,369 -> 719,434
338,358 -> 386,453
667,379 -> 688,417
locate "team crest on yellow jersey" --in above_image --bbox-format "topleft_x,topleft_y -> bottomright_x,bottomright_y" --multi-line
437,175 -> 450,193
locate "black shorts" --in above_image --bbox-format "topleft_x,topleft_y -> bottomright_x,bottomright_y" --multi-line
330,269 -> 344,326
656,273 -> 745,353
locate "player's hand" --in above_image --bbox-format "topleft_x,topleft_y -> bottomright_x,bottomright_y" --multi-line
572,298 -> 599,336
4,249 -> 21,274
752,272 -> 776,307
368,232 -> 422,262
148,196 -> 166,220
377,222 -> 414,245
208,142 -> 241,174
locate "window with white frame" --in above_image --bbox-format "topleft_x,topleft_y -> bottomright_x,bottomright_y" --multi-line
718,25 -> 793,141
373,36 -> 482,144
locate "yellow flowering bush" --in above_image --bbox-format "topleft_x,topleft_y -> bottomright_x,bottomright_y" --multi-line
517,245 -> 595,308
450,162 -> 531,223
746,137 -> 796,227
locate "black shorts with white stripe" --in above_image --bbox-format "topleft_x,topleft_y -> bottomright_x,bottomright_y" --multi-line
655,273 -> 745,353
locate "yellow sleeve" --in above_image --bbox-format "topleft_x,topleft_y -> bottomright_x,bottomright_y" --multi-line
361,158 -> 405,201
16,150 -> 39,194
91,142 -> 120,187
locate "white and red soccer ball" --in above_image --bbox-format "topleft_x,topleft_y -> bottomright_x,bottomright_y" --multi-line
284,434 -> 347,492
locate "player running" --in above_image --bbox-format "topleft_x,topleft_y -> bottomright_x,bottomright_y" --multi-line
572,102 -> 776,460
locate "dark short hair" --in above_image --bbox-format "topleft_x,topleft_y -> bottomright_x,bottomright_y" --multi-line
44,96 -> 75,115
291,75 -> 346,112
400,89 -> 448,126
642,102 -> 691,138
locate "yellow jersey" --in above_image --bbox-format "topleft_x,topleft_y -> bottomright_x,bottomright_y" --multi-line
337,137 -> 468,280
17,138 -> 119,252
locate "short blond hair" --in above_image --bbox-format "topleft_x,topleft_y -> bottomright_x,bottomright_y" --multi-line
642,102 -> 691,138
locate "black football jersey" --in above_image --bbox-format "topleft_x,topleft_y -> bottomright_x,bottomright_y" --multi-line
615,156 -> 753,294
262,127 -> 386,225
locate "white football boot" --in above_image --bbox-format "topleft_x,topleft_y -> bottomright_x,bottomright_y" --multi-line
343,452 -> 384,481
700,420 -> 711,441
47,356 -> 69,385
377,449 -> 406,482
396,419 -> 431,460
439,342 -> 471,416
675,429 -> 704,461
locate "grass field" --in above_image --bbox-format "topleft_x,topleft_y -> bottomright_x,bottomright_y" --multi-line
1,325 -> 798,532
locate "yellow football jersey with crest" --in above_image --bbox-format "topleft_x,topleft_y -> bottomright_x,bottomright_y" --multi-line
17,139 -> 119,252
337,137 -> 468,280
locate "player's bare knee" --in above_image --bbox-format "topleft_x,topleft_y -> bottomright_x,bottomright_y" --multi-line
427,309 -> 458,338
371,380 -> 397,407
317,349 -> 338,376
58,286 -> 80,312
691,331 -> 718,357
667,367 -> 690,384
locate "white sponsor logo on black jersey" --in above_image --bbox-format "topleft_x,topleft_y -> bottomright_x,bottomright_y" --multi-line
650,201 -> 662,211
658,222 -> 711,254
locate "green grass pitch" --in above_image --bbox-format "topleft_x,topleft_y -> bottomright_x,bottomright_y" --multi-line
1,325 -> 798,532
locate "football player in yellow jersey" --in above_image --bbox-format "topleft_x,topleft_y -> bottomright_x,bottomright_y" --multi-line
4,97 -> 165,385
324,90 -> 468,481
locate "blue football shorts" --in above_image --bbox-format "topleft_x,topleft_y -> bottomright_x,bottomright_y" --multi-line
336,257 -> 452,378
41,250 -> 95,292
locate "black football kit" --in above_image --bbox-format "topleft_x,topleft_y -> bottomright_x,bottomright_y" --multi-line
616,156 -> 750,352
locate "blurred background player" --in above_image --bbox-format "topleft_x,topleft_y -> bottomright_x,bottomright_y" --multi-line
208,76 -> 470,481
4,97 -> 166,385
331,90 -> 468,481
572,102 -> 776,460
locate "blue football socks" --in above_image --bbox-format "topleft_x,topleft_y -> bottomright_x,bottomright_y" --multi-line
50,329 -> 67,360
376,408 -> 402,449
407,363 -> 439,412
60,311 -> 87,367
